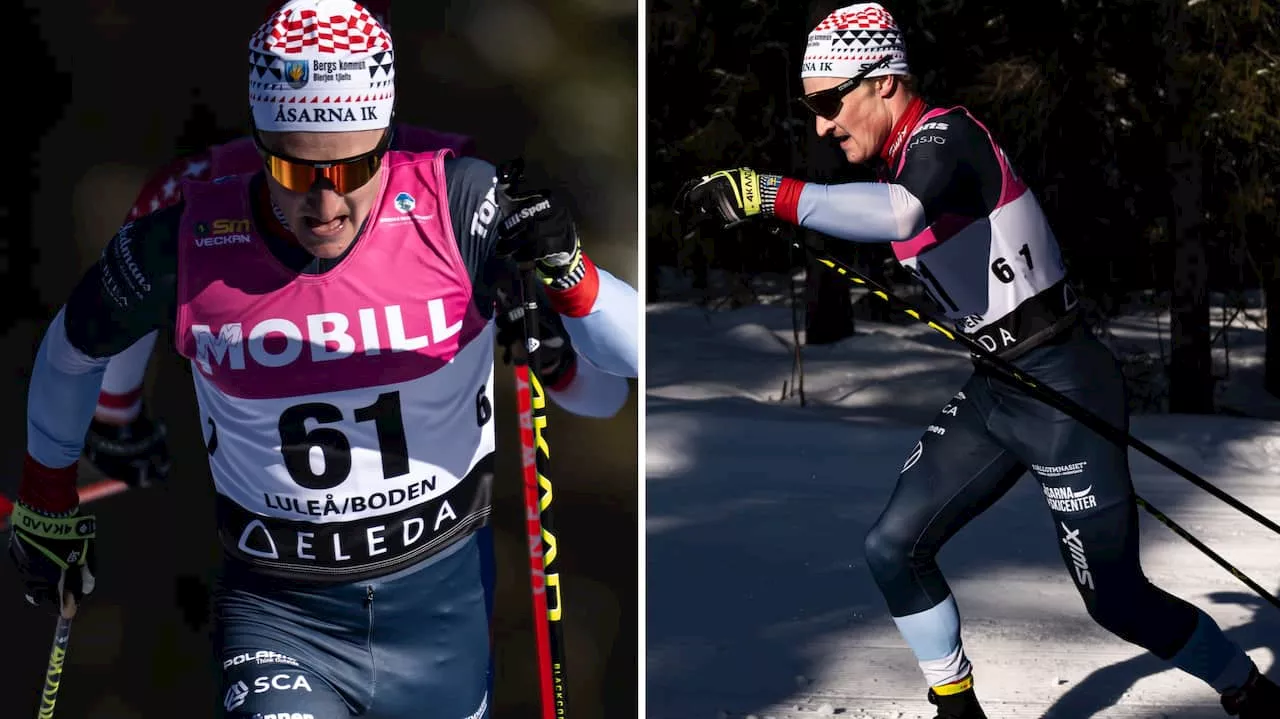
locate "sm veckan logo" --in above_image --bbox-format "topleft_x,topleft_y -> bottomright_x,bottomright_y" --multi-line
196,219 -> 251,235
195,218 -> 253,247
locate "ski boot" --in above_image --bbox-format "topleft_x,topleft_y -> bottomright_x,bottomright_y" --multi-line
926,676 -> 988,719
1221,666 -> 1280,717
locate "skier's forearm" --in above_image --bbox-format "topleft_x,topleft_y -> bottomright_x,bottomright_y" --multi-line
546,355 -> 630,418
774,179 -> 925,243
545,257 -> 638,379
96,330 -> 158,423
28,309 -> 109,470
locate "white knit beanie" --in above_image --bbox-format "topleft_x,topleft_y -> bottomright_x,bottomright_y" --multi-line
802,3 -> 910,80
248,0 -> 395,133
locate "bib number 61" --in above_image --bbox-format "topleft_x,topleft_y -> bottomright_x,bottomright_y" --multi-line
278,391 -> 409,490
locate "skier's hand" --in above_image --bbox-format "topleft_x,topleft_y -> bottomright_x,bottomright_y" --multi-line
83,410 -> 171,488
496,188 -> 587,291
493,285 -> 577,386
7,502 -> 97,618
673,168 -> 783,231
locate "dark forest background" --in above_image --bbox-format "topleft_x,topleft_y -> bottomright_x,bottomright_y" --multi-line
648,0 -> 1280,415
2,1 -> 637,718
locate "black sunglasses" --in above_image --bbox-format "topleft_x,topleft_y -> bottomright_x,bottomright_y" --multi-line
797,56 -> 893,120
250,121 -> 396,194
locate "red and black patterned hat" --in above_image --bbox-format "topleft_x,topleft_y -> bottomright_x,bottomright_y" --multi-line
248,0 -> 395,133
802,2 -> 910,80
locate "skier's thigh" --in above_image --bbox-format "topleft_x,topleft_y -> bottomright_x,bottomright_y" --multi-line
218,649 -> 349,719
1010,384 -> 1135,515
878,386 -> 1022,538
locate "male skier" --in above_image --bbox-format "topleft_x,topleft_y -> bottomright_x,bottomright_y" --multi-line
676,3 -> 1278,718
81,0 -> 629,491
10,2 -> 638,717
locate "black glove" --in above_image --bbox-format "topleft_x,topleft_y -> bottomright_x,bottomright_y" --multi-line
493,285 -> 577,387
82,411 -> 171,488
673,167 -> 783,231
8,502 -> 97,616
496,189 -> 587,291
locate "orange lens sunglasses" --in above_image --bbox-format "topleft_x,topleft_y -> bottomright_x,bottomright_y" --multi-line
253,124 -> 394,194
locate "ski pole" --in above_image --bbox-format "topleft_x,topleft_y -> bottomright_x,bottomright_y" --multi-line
518,214 -> 570,719
519,333 -> 570,718
1133,496 -> 1280,611
514,361 -> 556,719
0,479 -> 130,533
37,612 -> 74,719
499,159 -> 570,718
799,245 -> 1280,537
799,245 -> 1280,609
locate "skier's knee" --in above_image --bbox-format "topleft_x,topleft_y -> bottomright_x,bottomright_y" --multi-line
1085,588 -> 1177,652
1080,579 -> 1199,656
864,521 -> 922,581
1081,588 -> 1129,633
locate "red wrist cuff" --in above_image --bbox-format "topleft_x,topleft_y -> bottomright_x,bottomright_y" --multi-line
18,455 -> 80,514
98,387 -> 143,410
545,255 -> 600,318
774,177 -> 805,225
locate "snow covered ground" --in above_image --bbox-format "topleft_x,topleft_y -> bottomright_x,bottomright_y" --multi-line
645,277 -> 1280,719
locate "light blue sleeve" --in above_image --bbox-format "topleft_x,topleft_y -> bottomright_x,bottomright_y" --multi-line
795,182 -> 926,243
546,354 -> 631,419
557,266 -> 638,379
27,309 -> 110,468
99,329 -> 158,394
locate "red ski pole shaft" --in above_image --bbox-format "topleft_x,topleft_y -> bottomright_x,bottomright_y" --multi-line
516,363 -> 557,719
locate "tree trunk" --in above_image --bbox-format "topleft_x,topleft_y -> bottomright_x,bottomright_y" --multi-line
1163,0 -> 1213,414
804,234 -> 855,343
802,108 -> 856,344
648,261 -> 660,303
799,0 -> 856,345
1265,260 -> 1280,397
690,237 -> 709,295
1166,138 -> 1213,413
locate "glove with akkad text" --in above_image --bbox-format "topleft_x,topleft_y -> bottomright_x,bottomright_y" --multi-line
7,460 -> 97,617
673,168 -> 785,230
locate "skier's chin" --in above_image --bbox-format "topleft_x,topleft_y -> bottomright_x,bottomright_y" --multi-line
297,227 -> 353,258
840,137 -> 873,165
